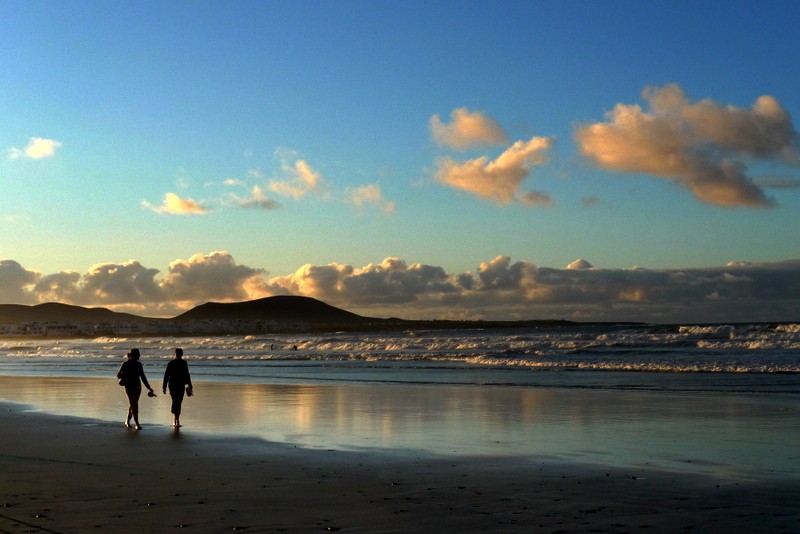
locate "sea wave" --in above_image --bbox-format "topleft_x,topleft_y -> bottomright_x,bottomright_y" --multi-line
1,322 -> 799,375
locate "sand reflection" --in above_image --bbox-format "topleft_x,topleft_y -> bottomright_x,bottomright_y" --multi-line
1,376 -> 798,480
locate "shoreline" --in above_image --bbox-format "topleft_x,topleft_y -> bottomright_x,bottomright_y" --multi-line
2,402 -> 800,532
1,375 -> 799,480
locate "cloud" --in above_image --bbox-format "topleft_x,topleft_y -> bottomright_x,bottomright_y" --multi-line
0,260 -> 40,303
225,185 -> 281,210
6,254 -> 800,323
8,137 -> 62,160
566,259 -> 593,270
575,84 -> 800,208
247,168 -> 264,180
429,108 -> 509,150
345,184 -> 396,214
754,176 -> 800,190
160,252 -> 269,302
267,263 -> 354,304
435,136 -> 553,204
519,190 -> 553,207
266,256 -> 800,323
174,168 -> 191,189
267,257 -> 455,306
79,261 -> 163,304
5,252 -> 270,313
187,154 -> 388,214
142,192 -> 209,215
33,271 -> 83,303
269,159 -> 325,199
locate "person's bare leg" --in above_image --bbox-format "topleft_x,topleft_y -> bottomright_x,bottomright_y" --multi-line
125,388 -> 138,428
127,388 -> 142,429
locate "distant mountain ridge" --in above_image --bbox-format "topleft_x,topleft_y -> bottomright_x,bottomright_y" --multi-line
0,296 -> 375,326
0,302 -> 143,325
0,296 -> 588,333
172,295 -> 370,325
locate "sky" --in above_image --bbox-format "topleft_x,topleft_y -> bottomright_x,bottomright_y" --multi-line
2,0 -> 800,323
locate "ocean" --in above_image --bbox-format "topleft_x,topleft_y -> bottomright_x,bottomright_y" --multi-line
1,322 -> 799,390
1,323 -> 799,480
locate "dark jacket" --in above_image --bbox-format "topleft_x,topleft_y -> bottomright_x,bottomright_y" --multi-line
117,360 -> 150,389
163,358 -> 192,390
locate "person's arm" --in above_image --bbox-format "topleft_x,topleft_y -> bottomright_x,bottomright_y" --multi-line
162,362 -> 170,394
139,363 -> 154,392
186,361 -> 193,390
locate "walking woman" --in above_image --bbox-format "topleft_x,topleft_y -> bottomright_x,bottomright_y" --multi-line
163,348 -> 193,428
117,348 -> 155,430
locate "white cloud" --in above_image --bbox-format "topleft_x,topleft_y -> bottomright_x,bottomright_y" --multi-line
575,84 -> 800,208
269,159 -> 325,199
345,184 -> 396,214
160,252 -> 269,302
142,192 -> 209,215
11,252 -> 269,311
79,261 -> 162,304
7,255 -> 800,323
267,257 -> 454,306
267,256 -> 800,323
8,137 -> 62,160
435,136 -> 553,204
429,108 -> 509,150
267,263 -> 354,304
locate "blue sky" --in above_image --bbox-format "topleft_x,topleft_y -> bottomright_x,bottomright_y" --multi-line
2,1 -> 799,322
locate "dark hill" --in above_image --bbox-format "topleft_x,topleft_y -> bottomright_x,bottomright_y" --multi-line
0,302 -> 142,325
171,295 -> 371,326
0,297 -> 596,335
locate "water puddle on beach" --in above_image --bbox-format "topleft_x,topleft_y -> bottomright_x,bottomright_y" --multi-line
1,375 -> 798,481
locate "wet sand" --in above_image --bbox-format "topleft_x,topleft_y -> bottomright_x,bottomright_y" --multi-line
0,376 -> 798,479
1,376 -> 799,532
2,405 -> 800,532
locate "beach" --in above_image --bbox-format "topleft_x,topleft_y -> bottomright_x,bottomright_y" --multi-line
1,374 -> 799,532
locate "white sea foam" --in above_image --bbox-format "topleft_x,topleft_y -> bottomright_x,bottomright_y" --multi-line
1,323 -> 799,383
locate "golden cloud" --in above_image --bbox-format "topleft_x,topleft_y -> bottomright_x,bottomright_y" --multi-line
429,108 -> 509,150
435,136 -> 552,204
575,84 -> 798,208
143,192 -> 209,215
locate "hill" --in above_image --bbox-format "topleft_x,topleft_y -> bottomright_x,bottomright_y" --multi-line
0,302 -> 142,325
0,297 -> 590,334
171,295 -> 372,326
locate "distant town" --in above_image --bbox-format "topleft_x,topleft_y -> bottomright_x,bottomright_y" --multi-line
0,319 -> 316,338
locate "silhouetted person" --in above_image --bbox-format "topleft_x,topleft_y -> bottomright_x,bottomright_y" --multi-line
163,348 -> 193,428
117,348 -> 155,430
